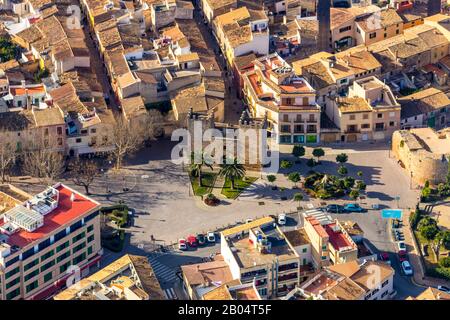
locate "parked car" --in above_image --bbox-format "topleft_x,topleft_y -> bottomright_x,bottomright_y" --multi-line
437,285 -> 450,294
397,241 -> 406,252
278,213 -> 286,225
196,234 -> 206,246
325,204 -> 345,213
187,235 -> 198,247
401,261 -> 413,276
178,239 -> 187,251
207,231 -> 216,243
379,252 -> 390,262
344,203 -> 365,212
398,250 -> 408,262
245,218 -> 253,224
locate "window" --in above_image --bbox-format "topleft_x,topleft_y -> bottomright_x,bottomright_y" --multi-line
44,272 -> 53,283
70,220 -> 83,234
381,290 -> 388,298
361,123 -> 370,129
369,32 -> 376,39
6,277 -> 20,289
322,245 -> 327,250
5,267 -> 20,279
363,114 -> 369,120
26,280 -> 38,293
72,231 -> 85,243
339,26 -> 351,33
389,121 -> 395,127
85,211 -> 99,223
302,248 -> 307,253
57,137 -> 63,146
56,241 -> 69,253
87,246 -> 93,255
81,129 -> 88,135
87,225 -> 94,233
383,33 -> 387,38
321,256 -> 327,260
24,269 -> 39,281
283,114 -> 289,122
60,262 -> 71,273
73,253 -> 86,265
87,234 -> 95,243
57,127 -> 63,135
73,242 -> 86,254
382,279 -> 389,287
396,29 -> 399,35
6,288 -> 20,300
349,115 -> 356,120
57,251 -> 70,263
303,97 -> 309,105
365,292 -> 372,300
41,260 -> 55,272
75,138 -> 82,143
281,125 -> 290,133
377,113 -> 383,119
24,259 -> 39,271
54,229 -> 67,242
41,250 -> 54,262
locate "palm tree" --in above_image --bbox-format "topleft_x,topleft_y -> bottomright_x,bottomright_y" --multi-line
190,152 -> 213,187
219,158 -> 246,190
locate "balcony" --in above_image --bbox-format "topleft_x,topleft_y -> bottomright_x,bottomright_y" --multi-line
278,262 -> 299,273
345,130 -> 360,134
306,128 -> 317,134
306,118 -> 317,123
278,272 -> 298,283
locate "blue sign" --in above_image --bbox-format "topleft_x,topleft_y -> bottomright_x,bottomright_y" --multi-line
381,209 -> 403,219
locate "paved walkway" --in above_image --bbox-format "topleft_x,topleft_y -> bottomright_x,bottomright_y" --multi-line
402,210 -> 450,288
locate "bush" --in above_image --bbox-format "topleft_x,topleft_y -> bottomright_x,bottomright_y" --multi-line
280,160 -> 293,169
337,165 -> 348,176
433,267 -> 450,281
439,257 -> 450,268
292,145 -> 305,159
419,224 -> 439,241
306,158 -> 316,168
349,190 -> 360,200
316,188 -> 332,199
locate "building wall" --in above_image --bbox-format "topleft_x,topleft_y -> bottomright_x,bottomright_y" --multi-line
392,130 -> 449,186
0,209 -> 101,300
356,22 -> 403,46
364,272 -> 394,300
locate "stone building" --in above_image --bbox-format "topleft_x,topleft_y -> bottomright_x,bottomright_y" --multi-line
392,127 -> 450,186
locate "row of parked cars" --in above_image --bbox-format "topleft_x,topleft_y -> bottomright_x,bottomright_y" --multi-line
323,203 -> 367,213
178,232 -> 216,251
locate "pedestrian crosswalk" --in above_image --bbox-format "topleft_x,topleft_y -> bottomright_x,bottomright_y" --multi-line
164,287 -> 178,300
148,253 -> 178,285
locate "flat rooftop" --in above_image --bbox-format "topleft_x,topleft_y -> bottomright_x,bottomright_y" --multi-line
228,223 -> 297,268
324,223 -> 354,251
411,127 -> 450,155
283,228 -> 311,247
0,184 -> 100,248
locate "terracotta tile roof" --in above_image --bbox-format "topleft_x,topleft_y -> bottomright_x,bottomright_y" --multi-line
32,106 -> 65,127
338,97 -> 372,113
356,8 -> 403,32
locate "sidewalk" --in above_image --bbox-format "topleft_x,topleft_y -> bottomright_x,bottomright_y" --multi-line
402,210 -> 450,288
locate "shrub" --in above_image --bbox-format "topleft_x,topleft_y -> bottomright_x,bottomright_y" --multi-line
349,190 -> 359,200
267,174 -> 276,184
337,165 -> 348,176
306,158 -> 316,168
280,160 -> 293,169
316,188 -> 332,199
336,153 -> 348,164
356,180 -> 366,191
439,257 -> 450,268
421,186 -> 432,202
344,176 -> 355,189
312,148 -> 325,162
288,172 -> 301,186
292,145 -> 305,159
409,208 -> 423,229
419,224 -> 439,241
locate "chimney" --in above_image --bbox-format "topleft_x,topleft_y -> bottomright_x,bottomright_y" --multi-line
70,193 -> 75,202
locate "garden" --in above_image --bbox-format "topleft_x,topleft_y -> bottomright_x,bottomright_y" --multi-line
100,204 -> 130,252
0,37 -> 18,62
410,208 -> 450,280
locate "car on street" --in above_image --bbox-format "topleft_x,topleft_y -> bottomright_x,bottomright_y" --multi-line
207,231 -> 216,243
401,260 -> 413,276
397,241 -> 406,252
187,235 -> 198,247
343,203 -> 365,212
245,219 -> 253,224
178,239 -> 187,251
380,252 -> 390,263
398,250 -> 408,262
437,286 -> 450,294
325,204 -> 345,213
196,234 -> 206,246
278,213 -> 286,225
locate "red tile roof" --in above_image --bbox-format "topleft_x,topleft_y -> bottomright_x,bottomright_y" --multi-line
0,184 -> 99,248
324,223 -> 353,250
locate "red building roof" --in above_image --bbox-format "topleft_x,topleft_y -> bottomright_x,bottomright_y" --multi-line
0,184 -> 99,248
324,223 -> 353,250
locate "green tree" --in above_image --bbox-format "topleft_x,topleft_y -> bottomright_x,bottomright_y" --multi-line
421,186 -> 432,201
344,176 -> 355,189
357,171 -> 363,178
349,189 -> 359,200
280,160 -> 293,169
288,172 -> 301,187
337,165 -> 348,176
312,148 -> 325,163
219,158 -> 246,190
336,153 -> 348,164
356,180 -> 366,191
190,152 -> 213,187
293,193 -> 303,206
439,256 -> 450,268
292,145 -> 305,161
267,174 -> 277,186
306,158 -> 316,168
420,224 -> 439,241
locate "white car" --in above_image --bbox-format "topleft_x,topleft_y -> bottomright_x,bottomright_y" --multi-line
278,213 -> 287,225
401,261 -> 413,276
437,285 -> 450,294
397,241 -> 406,251
207,232 -> 216,243
178,239 -> 187,251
